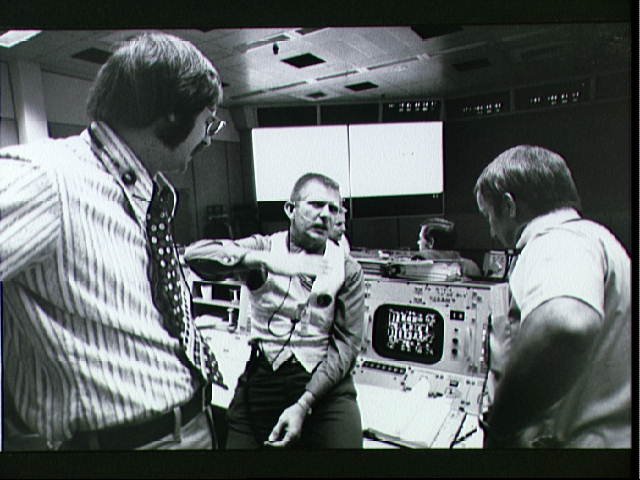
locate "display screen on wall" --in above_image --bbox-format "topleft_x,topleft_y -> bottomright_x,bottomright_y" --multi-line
252,125 -> 351,201
348,122 -> 443,196
347,121 -> 443,217
251,122 -> 444,220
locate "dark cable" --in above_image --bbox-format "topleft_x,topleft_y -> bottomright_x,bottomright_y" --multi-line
266,276 -> 293,337
449,412 -> 467,448
267,277 -> 302,366
245,276 -> 299,447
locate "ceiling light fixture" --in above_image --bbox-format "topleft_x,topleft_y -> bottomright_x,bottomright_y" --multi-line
0,30 -> 41,48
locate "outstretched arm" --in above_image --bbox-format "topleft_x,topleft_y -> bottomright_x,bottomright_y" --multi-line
185,237 -> 330,279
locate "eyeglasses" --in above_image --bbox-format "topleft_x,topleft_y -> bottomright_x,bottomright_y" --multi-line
205,111 -> 226,138
295,201 -> 342,215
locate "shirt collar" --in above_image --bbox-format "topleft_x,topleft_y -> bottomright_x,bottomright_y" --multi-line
86,121 -> 154,201
516,207 -> 581,250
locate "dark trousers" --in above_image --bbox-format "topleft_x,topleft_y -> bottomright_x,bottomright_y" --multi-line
225,351 -> 362,449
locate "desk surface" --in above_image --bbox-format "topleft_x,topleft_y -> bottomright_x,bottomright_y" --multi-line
203,328 -> 483,449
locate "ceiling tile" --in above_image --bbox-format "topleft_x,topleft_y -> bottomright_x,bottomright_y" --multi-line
0,24 -> 630,108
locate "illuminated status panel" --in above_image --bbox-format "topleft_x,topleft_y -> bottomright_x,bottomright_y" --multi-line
372,304 -> 445,364
353,277 -> 509,448
357,277 -> 509,381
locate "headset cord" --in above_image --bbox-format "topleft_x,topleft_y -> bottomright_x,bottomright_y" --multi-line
246,276 -> 299,446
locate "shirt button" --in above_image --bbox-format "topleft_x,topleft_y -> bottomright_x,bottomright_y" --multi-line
121,170 -> 137,185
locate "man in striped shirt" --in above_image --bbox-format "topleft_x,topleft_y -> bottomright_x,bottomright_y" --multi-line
0,33 -> 226,450
186,173 -> 365,448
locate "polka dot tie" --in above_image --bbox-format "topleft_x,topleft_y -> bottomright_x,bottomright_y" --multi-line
146,176 -> 226,388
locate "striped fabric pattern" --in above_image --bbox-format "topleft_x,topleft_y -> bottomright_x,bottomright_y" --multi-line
0,124 -> 197,444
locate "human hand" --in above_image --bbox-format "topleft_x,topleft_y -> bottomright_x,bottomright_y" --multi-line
263,402 -> 307,448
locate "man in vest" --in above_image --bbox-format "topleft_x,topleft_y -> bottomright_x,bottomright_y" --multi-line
185,172 -> 365,448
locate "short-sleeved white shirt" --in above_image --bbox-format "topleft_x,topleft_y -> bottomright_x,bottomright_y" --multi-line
507,208 -> 631,447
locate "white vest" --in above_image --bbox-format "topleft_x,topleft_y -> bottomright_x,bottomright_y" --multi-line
249,231 -> 345,372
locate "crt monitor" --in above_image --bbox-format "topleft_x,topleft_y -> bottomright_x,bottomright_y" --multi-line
372,304 -> 445,365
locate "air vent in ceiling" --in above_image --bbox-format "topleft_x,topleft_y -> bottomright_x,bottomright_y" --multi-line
452,58 -> 491,72
296,28 -> 324,36
345,81 -> 378,92
71,47 -> 112,65
307,91 -> 327,99
411,25 -> 463,40
282,53 -> 325,68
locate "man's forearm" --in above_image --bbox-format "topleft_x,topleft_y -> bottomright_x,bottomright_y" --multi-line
295,390 -> 316,414
488,298 -> 600,437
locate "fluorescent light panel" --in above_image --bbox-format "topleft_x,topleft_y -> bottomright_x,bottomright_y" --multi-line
0,30 -> 41,48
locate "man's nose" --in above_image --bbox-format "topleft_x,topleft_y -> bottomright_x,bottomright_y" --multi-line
319,204 -> 334,218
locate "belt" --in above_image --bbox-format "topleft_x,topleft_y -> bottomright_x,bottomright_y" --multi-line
61,387 -> 211,450
249,342 -> 300,367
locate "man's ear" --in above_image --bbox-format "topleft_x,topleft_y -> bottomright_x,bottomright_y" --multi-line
152,114 -> 175,142
502,192 -> 517,219
284,201 -> 295,221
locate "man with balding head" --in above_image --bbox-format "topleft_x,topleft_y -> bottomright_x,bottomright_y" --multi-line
475,145 -> 631,448
186,172 -> 365,449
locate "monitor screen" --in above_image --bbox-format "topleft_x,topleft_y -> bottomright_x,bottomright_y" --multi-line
251,125 -> 350,202
372,304 -> 445,365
